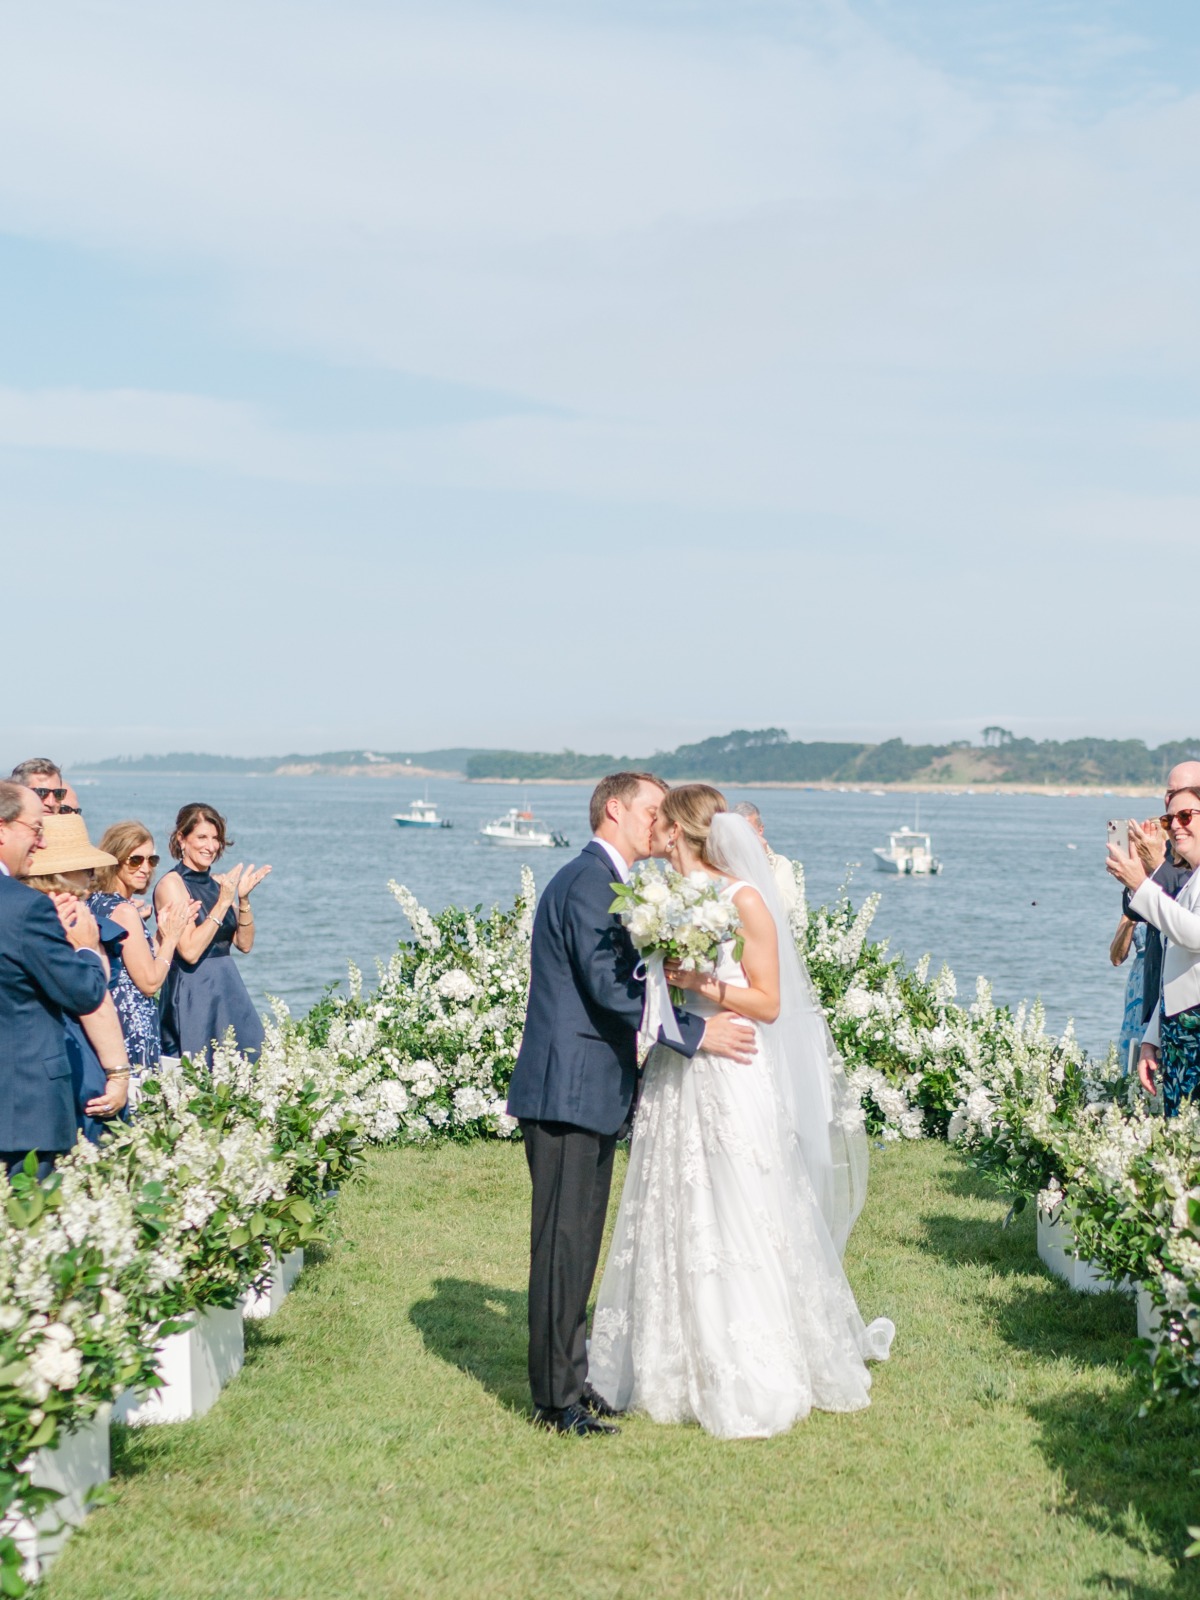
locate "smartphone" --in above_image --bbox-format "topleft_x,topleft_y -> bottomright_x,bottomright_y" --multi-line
1107,819 -> 1129,854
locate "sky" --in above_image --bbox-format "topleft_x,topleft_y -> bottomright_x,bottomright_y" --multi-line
3,0 -> 1199,761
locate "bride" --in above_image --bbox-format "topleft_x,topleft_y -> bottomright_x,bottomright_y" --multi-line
588,785 -> 893,1440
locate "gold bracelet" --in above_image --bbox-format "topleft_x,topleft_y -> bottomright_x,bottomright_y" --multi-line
104,1067 -> 131,1079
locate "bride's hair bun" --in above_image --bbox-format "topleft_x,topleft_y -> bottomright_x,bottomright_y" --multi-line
658,784 -> 727,866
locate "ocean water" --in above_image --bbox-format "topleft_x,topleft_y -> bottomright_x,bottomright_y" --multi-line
69,774 -> 1151,1059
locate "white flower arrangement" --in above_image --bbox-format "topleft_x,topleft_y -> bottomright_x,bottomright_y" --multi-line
609,863 -> 742,976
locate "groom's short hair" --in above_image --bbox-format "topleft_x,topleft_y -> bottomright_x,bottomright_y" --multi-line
589,771 -> 668,832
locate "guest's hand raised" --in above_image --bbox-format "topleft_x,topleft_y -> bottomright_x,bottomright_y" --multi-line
1130,818 -> 1166,873
50,892 -> 101,951
213,864 -> 245,907
1106,840 -> 1148,892
236,864 -> 271,898
158,897 -> 196,943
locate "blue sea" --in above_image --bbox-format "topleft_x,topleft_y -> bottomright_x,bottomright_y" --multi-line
69,774 -> 1147,1059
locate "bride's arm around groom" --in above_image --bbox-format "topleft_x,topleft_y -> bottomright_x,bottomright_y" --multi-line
506,772 -> 755,1436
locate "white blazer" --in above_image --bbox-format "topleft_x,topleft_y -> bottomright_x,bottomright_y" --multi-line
1130,864 -> 1200,1046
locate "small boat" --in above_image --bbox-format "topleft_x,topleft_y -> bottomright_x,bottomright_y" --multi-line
873,826 -> 942,875
480,807 -> 568,848
393,798 -> 451,829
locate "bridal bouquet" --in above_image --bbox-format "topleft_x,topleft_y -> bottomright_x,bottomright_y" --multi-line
610,863 -> 743,976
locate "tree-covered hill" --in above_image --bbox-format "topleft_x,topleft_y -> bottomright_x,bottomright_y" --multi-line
465,728 -> 1200,786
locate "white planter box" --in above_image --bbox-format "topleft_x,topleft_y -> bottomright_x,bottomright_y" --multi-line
113,1304 -> 244,1426
1037,1206 -> 1130,1295
1036,1206 -> 1075,1285
1137,1285 -> 1164,1348
2,1406 -> 111,1582
242,1248 -> 304,1320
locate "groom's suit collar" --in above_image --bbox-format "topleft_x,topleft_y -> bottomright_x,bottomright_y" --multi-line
585,837 -> 631,884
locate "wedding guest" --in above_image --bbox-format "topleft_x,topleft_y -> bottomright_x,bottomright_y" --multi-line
1110,912 -> 1147,1075
19,812 -> 131,1146
9,758 -> 66,814
733,800 -> 800,914
1121,759 -> 1200,1026
90,821 -> 194,1098
0,784 -> 113,1176
154,803 -> 270,1063
59,784 -> 83,817
1108,785 -> 1200,1115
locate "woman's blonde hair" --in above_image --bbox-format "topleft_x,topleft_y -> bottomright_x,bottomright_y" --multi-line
26,871 -> 94,896
93,821 -> 153,893
658,783 -> 727,865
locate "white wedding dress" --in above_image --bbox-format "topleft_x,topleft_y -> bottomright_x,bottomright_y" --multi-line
589,849 -> 893,1440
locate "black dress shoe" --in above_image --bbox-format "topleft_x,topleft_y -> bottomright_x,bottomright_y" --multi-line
579,1383 -> 624,1419
532,1402 -> 619,1436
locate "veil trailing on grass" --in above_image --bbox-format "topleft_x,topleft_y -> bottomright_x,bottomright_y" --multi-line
707,812 -> 869,1255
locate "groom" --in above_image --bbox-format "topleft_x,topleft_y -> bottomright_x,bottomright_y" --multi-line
507,771 -> 756,1436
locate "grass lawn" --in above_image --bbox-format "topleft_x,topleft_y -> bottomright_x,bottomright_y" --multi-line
45,1139 -> 1200,1600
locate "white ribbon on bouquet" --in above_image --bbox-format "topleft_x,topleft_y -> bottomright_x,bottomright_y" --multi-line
636,950 -> 685,1049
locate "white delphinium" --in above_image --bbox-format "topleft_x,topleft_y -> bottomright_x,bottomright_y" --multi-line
388,881 -> 444,951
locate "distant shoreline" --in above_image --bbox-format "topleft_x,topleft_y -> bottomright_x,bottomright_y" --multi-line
471,777 -> 1164,798
72,767 -> 1165,799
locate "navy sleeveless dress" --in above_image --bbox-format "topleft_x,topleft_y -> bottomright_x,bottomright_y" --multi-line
159,863 -> 265,1063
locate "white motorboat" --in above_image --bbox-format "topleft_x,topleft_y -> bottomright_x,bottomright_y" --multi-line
873,826 -> 943,875
393,798 -> 451,829
480,807 -> 568,848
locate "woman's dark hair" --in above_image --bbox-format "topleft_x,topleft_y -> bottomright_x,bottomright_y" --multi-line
169,803 -> 232,861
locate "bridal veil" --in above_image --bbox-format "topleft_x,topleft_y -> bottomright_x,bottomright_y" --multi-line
706,811 -> 869,1255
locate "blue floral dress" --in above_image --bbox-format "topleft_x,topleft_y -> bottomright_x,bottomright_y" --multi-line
88,892 -> 162,1088
1117,923 -> 1148,1075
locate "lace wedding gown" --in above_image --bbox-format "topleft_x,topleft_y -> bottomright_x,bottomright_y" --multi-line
589,880 -> 894,1440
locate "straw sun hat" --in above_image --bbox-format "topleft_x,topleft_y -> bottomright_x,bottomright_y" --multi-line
30,813 -> 117,875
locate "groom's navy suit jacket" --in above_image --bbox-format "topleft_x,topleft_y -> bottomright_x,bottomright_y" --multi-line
507,842 -> 705,1136
0,873 -> 108,1154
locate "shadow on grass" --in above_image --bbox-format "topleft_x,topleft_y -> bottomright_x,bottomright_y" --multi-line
1025,1382 -> 1200,1599
917,1205 -> 1043,1280
409,1277 -> 530,1414
917,1194 -> 1200,1595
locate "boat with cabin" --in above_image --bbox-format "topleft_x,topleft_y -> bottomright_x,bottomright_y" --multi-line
393,798 -> 451,829
873,825 -> 942,875
480,807 -> 568,848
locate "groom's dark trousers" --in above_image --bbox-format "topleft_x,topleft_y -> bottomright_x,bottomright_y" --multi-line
519,1118 -> 617,1411
506,842 -> 703,1413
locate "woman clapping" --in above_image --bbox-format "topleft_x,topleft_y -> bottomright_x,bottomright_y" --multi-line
154,803 -> 270,1065
90,821 -> 193,1099
1108,789 -> 1200,1114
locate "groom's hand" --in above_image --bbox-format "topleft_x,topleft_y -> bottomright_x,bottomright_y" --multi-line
701,1013 -> 756,1063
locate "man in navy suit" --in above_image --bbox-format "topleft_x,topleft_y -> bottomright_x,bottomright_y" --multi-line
507,772 -> 756,1435
0,782 -> 109,1178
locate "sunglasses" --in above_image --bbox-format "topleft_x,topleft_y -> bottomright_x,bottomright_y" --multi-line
123,853 -> 161,870
31,787 -> 67,802
58,805 -> 82,816
1161,810 -> 1200,831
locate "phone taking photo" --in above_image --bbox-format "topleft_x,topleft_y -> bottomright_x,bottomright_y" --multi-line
1107,819 -> 1129,854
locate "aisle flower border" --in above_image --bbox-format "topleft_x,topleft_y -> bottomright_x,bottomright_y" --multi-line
308,867 -> 1196,1405
5,863 -> 1197,1590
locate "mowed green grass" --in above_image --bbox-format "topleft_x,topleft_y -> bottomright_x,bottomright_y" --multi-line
46,1140 -> 1200,1600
